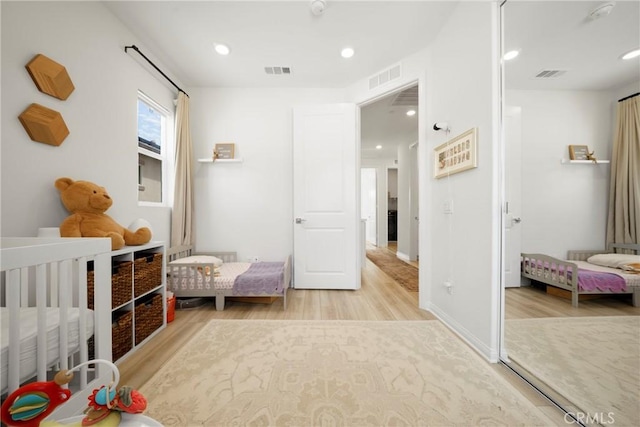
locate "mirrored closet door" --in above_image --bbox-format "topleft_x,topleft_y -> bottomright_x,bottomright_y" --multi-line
500,1 -> 640,425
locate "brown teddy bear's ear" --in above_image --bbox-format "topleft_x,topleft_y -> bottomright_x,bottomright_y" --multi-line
55,177 -> 74,192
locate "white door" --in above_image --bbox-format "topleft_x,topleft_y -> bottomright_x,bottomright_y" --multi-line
505,106 -> 523,288
293,104 -> 359,289
361,168 -> 378,245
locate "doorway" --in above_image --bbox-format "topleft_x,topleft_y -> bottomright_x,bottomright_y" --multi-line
361,168 -> 378,245
360,84 -> 420,285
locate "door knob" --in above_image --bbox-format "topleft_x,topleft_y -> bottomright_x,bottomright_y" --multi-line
513,217 -> 521,223
295,217 -> 306,224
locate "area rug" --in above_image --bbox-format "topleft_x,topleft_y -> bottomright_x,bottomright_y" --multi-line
140,320 -> 552,426
505,316 -> 640,427
366,247 -> 418,292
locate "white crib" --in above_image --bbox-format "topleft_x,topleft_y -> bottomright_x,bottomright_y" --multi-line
1,237 -> 113,420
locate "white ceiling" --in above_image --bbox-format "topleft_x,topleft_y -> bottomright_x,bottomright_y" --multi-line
104,1 -> 639,158
504,0 -> 640,91
104,1 -> 458,89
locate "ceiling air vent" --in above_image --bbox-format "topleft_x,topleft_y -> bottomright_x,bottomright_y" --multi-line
534,69 -> 567,79
369,63 -> 401,90
265,66 -> 292,75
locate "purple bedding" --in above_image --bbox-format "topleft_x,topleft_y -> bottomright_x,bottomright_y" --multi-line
233,262 -> 285,295
522,258 -> 627,292
573,269 -> 626,292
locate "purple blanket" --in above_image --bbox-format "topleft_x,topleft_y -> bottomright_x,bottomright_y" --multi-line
233,262 -> 285,295
574,269 -> 627,292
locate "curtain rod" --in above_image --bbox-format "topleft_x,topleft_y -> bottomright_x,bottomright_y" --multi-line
618,92 -> 639,102
124,45 -> 189,97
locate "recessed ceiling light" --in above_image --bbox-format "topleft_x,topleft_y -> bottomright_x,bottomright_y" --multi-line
503,50 -> 520,61
406,110 -> 416,117
622,48 -> 640,60
341,47 -> 355,59
214,44 -> 230,55
375,145 -> 382,150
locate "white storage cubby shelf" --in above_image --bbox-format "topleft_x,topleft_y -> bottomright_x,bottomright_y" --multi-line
103,241 -> 166,363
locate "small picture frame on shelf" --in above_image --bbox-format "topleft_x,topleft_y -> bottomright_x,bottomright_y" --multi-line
214,143 -> 235,160
568,145 -> 589,160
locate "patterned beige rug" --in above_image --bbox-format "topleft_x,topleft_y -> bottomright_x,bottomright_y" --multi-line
505,316 -> 640,427
140,320 -> 552,426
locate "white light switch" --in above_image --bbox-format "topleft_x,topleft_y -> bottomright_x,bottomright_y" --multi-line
443,200 -> 453,214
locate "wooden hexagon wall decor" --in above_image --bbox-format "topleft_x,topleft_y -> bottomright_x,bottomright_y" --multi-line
18,103 -> 69,146
25,54 -> 75,100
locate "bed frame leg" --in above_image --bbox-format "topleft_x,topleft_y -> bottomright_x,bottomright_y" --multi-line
215,294 -> 225,311
633,289 -> 640,307
572,290 -> 579,308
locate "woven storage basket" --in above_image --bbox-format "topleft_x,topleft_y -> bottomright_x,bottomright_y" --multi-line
88,261 -> 133,310
135,293 -> 163,345
134,252 -> 163,297
89,310 -> 133,361
112,310 -> 134,360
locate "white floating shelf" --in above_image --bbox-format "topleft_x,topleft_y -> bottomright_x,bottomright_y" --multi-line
561,159 -> 610,165
197,158 -> 243,163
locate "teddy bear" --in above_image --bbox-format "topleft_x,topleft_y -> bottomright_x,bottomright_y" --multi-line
55,177 -> 151,250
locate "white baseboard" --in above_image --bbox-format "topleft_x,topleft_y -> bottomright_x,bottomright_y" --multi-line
396,251 -> 410,262
427,303 -> 500,363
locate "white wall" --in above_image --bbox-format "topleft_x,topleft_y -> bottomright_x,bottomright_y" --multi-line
1,1 -> 174,242
349,2 -> 500,360
189,87 -> 345,261
422,2 -> 500,360
507,90 -> 616,258
612,81 -> 640,103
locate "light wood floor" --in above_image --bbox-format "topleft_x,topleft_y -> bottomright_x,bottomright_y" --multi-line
385,241 -> 419,268
505,284 -> 640,319
117,260 -> 567,425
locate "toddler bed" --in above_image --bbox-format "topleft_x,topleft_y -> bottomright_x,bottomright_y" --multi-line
166,245 -> 291,311
1,237 -> 113,420
521,243 -> 640,307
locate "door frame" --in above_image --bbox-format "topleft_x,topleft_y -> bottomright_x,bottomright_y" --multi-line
357,79 -> 421,285
361,167 -> 378,246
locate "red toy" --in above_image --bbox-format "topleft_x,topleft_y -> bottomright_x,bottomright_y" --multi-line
1,370 -> 73,427
1,359 -> 146,427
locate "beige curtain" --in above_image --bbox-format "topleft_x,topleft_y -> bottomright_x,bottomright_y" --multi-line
606,94 -> 640,247
171,91 -> 194,247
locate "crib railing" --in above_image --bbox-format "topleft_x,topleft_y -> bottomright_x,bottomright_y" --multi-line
1,237 -> 112,419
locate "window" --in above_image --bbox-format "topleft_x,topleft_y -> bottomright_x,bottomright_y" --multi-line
137,92 -> 171,204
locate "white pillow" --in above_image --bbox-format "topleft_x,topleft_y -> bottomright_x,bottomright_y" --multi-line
587,253 -> 640,270
169,255 -> 224,268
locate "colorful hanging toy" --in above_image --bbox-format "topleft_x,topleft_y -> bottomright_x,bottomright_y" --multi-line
1,359 -> 147,427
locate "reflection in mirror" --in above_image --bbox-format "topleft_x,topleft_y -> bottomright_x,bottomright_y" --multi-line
501,1 -> 640,425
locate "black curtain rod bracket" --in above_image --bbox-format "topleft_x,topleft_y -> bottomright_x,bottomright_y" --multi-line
618,92 -> 639,103
125,44 -> 189,97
